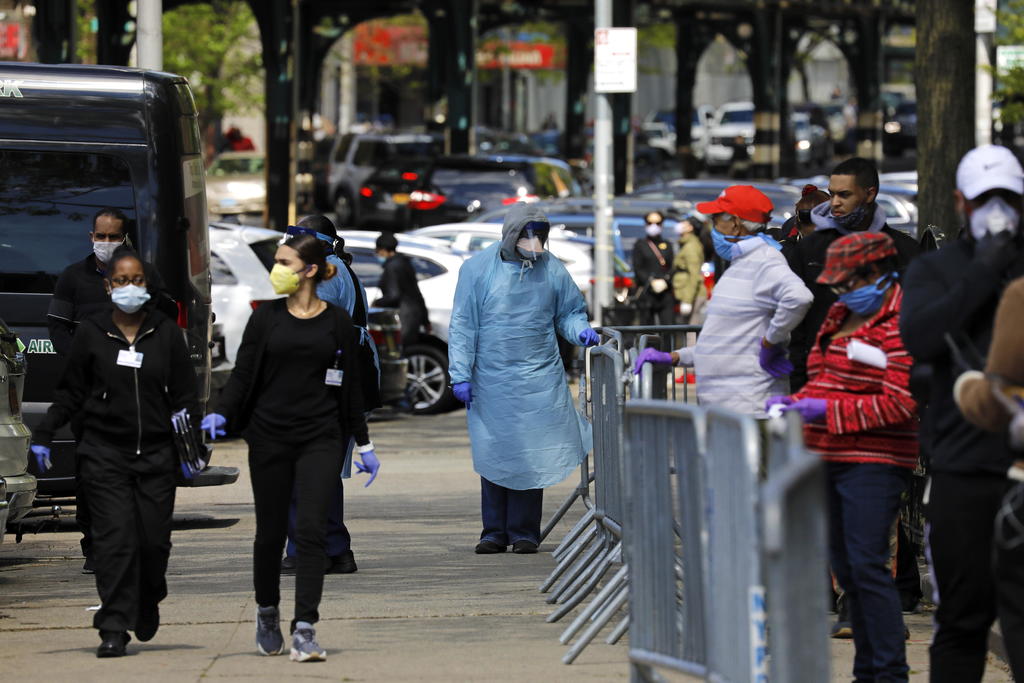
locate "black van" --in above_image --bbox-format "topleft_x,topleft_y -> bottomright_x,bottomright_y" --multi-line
0,62 -> 236,494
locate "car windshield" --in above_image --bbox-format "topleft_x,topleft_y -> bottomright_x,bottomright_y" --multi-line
721,109 -> 754,125
393,140 -> 442,157
0,149 -> 136,293
896,102 -> 916,116
209,156 -> 264,176
249,238 -> 278,272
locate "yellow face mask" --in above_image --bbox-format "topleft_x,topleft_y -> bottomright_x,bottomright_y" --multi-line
269,263 -> 303,295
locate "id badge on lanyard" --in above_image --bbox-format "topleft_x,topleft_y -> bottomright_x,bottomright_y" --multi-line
117,346 -> 143,368
325,348 -> 344,386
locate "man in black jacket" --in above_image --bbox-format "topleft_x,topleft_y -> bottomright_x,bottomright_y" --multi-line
632,211 -> 675,325
786,158 -> 920,391
900,144 -> 1024,682
373,232 -> 429,346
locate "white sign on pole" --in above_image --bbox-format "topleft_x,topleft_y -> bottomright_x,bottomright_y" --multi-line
997,45 -> 1024,74
594,27 -> 637,94
975,0 -> 997,34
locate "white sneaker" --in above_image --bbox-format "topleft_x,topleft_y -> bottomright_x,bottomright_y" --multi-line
289,622 -> 327,662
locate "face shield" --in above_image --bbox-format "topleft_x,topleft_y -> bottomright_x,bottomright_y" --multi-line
516,221 -> 550,261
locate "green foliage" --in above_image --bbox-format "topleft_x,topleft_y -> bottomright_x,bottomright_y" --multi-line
996,0 -> 1024,124
162,1 -> 264,130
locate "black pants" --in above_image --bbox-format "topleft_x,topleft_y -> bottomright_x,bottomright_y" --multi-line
926,472 -> 1024,682
75,453 -> 93,559
479,477 -> 544,546
247,431 -> 343,631
79,442 -> 176,633
636,291 -> 675,327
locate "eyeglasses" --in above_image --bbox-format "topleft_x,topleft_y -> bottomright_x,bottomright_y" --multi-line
110,275 -> 146,287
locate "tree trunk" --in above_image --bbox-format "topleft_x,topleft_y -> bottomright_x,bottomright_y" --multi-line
915,0 -> 975,239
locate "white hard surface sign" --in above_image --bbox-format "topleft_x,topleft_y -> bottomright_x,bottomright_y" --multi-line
594,27 -> 637,93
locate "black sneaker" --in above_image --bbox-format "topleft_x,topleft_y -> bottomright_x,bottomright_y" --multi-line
134,603 -> 159,642
474,540 -> 507,554
280,555 -> 297,575
82,556 -> 95,575
900,593 -> 920,615
326,550 -> 357,574
97,630 -> 130,658
512,540 -> 539,554
830,594 -> 852,639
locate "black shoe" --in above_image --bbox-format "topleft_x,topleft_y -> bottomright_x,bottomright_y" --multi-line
830,594 -> 852,639
82,556 -> 95,575
512,540 -> 539,554
97,631 -> 130,658
900,593 -> 921,615
474,540 -> 507,554
135,604 -> 159,642
326,550 -> 357,574
280,555 -> 296,575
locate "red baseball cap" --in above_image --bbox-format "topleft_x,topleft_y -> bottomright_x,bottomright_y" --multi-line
696,185 -> 774,223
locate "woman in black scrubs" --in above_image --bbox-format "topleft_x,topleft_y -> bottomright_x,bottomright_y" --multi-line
203,232 -> 379,663
30,247 -> 197,658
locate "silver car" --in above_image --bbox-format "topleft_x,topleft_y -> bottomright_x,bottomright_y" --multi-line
0,319 -> 36,543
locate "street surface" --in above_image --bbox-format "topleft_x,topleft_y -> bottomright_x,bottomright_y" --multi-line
0,410 -> 1013,681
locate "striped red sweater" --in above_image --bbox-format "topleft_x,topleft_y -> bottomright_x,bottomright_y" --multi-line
792,285 -> 919,469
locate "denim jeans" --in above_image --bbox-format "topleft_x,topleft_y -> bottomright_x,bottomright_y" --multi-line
479,477 -> 543,546
827,462 -> 910,682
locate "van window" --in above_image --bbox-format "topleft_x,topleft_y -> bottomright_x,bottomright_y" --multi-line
0,150 -> 135,293
334,134 -> 354,162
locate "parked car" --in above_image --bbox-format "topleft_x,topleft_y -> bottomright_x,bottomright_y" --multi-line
706,101 -> 755,171
884,101 -> 917,156
323,132 -> 442,225
644,106 -> 715,163
409,222 -> 595,297
210,223 -> 408,407
791,112 -> 830,167
358,155 -> 582,230
206,151 -> 266,223
0,62 -> 234,496
352,157 -> 434,230
339,231 -> 466,414
0,319 -> 35,542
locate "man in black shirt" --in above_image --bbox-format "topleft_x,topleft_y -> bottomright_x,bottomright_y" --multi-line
373,232 -> 429,346
47,208 -> 174,573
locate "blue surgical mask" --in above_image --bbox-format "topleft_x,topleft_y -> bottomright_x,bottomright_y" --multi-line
376,256 -> 387,265
710,228 -> 752,261
831,203 -> 870,231
110,284 -> 151,314
838,275 -> 891,316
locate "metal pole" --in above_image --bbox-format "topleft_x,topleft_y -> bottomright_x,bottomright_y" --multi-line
593,0 -> 614,327
976,0 -> 996,146
136,0 -> 163,71
339,31 -> 356,135
502,27 -> 512,131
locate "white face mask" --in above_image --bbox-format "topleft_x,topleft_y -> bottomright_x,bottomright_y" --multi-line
645,223 -> 662,237
970,196 -> 1021,242
93,240 -> 120,265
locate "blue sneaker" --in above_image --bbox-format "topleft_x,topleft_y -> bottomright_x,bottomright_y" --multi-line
289,622 -> 327,662
255,605 -> 285,656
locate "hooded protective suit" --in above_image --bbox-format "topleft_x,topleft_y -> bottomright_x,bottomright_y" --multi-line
448,203 -> 593,490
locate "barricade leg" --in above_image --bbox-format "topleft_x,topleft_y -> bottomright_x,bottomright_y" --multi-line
560,564 -> 629,643
546,535 -> 607,604
547,541 -> 621,622
540,522 -> 598,593
562,582 -> 630,664
607,613 -> 629,644
552,506 -> 596,561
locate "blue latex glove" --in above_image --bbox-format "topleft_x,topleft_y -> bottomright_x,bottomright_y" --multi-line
355,449 -> 380,487
578,328 -> 600,347
30,444 -> 51,472
201,413 -> 227,441
764,395 -> 795,412
783,398 -> 828,423
758,340 -> 793,378
452,382 -> 472,409
633,347 -> 673,375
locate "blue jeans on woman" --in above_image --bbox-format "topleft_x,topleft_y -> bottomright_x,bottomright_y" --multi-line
827,462 -> 910,682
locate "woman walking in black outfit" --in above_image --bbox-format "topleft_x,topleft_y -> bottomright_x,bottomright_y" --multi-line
202,232 -> 379,662
30,247 -> 198,658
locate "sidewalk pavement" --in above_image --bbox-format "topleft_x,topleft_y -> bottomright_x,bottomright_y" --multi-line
0,411 -> 1014,681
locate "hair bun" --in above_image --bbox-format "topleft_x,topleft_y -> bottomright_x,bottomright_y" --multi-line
801,184 -> 819,197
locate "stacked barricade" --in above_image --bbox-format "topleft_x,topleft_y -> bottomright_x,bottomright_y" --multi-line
538,328 -> 830,681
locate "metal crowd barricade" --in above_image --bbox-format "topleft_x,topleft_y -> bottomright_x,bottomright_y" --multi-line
609,325 -> 701,403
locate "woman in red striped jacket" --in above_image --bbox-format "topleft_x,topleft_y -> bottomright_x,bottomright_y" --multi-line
767,232 -> 918,683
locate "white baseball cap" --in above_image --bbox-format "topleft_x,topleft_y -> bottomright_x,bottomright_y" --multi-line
956,144 -> 1024,200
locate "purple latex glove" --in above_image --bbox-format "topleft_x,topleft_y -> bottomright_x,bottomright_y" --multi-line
452,382 -> 472,410
633,347 -> 674,375
758,340 -> 794,378
355,449 -> 380,487
764,395 -> 795,413
579,328 -> 600,347
783,398 -> 828,423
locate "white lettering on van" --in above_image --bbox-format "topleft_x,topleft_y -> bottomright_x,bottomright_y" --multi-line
0,80 -> 24,98
27,339 -> 55,354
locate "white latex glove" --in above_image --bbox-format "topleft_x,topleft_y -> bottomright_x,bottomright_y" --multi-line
679,302 -> 693,316
650,278 -> 668,294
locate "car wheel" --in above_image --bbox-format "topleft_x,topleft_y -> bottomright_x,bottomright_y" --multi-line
333,192 -> 353,226
405,344 -> 457,415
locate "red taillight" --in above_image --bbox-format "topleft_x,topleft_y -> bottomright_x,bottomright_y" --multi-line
359,186 -> 373,198
176,301 -> 188,328
501,194 -> 540,205
614,276 -> 635,289
369,328 -> 385,345
409,190 -> 446,211
401,171 -> 419,181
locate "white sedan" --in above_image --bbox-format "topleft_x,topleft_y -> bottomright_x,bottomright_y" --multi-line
408,222 -> 594,297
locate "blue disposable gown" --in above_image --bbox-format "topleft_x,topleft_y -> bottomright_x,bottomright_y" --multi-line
448,203 -> 593,490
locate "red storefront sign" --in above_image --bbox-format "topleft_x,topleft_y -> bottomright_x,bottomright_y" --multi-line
0,22 -> 22,60
476,41 -> 561,70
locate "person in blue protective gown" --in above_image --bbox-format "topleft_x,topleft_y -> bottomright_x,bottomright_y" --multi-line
448,203 -> 600,555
